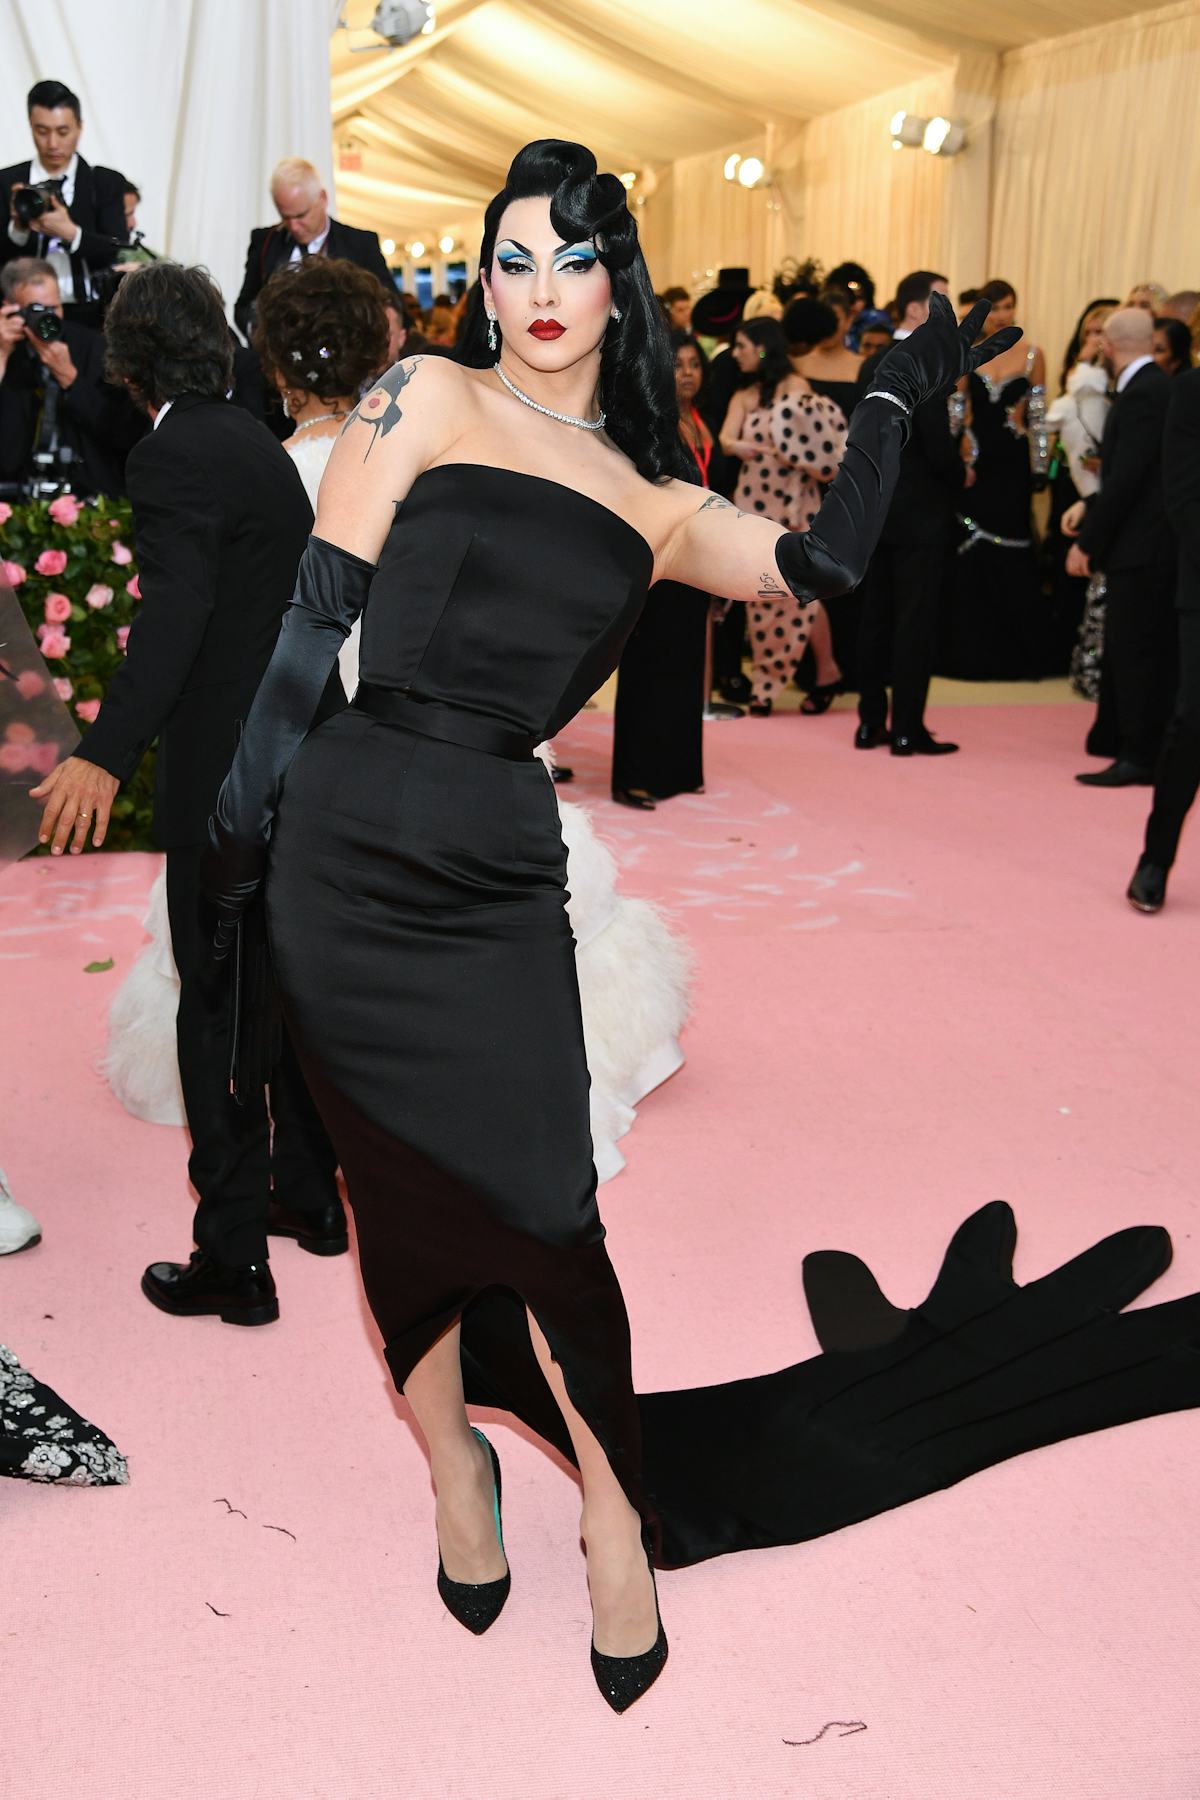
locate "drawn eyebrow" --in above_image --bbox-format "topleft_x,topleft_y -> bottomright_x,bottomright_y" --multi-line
497,239 -> 595,260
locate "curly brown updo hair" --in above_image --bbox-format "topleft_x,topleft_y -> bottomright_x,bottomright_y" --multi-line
253,256 -> 390,401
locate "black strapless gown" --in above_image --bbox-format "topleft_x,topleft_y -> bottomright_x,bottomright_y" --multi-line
264,465 -> 1200,1569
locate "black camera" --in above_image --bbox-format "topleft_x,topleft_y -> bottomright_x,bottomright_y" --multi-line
19,302 -> 63,344
12,179 -> 64,227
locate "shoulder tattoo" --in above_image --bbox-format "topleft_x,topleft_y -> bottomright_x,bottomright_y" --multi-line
342,357 -> 423,459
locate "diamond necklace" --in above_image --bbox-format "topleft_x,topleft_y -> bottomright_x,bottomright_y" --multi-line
493,362 -> 606,431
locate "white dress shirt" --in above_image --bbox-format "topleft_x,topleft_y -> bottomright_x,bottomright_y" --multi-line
152,400 -> 174,431
1116,354 -> 1155,394
287,223 -> 330,265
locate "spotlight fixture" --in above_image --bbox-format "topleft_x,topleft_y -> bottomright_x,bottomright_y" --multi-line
409,239 -> 426,258
381,237 -> 396,256
923,116 -> 967,156
723,153 -> 742,182
438,233 -> 455,254
890,111 -> 929,149
338,1 -> 435,51
618,171 -> 636,191
737,156 -> 766,189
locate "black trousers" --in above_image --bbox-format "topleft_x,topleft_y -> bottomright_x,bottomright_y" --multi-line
1104,563 -> 1178,769
857,540 -> 945,738
1144,610 -> 1200,869
611,581 -> 707,799
165,844 -> 338,1265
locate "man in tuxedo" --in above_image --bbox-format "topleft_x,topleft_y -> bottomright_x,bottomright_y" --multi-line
1127,364 -> 1200,910
0,259 -> 144,496
234,157 -> 392,340
1,80 -> 130,329
1064,308 -> 1177,786
855,270 -> 965,756
29,262 -> 346,1327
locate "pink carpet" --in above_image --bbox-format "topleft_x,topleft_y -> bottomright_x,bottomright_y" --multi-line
3,701 -> 1198,1800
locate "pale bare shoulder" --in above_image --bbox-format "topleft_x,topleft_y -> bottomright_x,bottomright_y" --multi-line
313,355 -> 472,562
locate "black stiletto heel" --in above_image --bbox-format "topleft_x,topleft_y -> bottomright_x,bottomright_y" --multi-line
611,786 -> 657,809
800,679 -> 843,715
436,1427 -> 511,1634
589,1539 -> 668,1713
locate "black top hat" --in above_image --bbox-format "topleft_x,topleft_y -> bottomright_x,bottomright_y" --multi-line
690,267 -> 755,339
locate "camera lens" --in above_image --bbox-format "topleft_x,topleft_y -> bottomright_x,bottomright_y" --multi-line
20,303 -> 63,343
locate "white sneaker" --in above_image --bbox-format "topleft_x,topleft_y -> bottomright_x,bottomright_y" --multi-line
0,1170 -> 41,1254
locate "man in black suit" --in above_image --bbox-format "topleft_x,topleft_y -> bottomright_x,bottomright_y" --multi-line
855,270 -> 964,755
1,80 -> 130,329
1064,308 -> 1177,786
234,156 -> 392,339
1127,365 -> 1200,910
0,258 -> 144,496
29,263 -> 345,1326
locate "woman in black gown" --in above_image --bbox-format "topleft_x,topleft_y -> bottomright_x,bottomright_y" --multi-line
944,280 -> 1049,679
609,330 -> 722,808
202,144 -> 1200,1714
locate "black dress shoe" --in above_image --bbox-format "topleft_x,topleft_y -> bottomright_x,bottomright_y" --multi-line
611,786 -> 657,810
718,673 -> 752,704
1127,860 -> 1167,913
550,766 -> 574,784
141,1251 -> 279,1326
854,723 -> 890,749
1075,761 -> 1154,787
266,1196 -> 348,1256
891,731 -> 959,757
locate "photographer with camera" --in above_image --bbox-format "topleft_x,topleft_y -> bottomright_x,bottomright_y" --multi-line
0,258 -> 145,498
1,80 -> 131,329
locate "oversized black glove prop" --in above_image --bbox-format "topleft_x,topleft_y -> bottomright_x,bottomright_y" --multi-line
773,295 -> 1024,606
867,291 -> 1022,412
201,534 -> 374,1098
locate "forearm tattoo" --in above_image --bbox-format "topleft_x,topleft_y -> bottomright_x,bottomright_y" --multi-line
342,356 -> 422,459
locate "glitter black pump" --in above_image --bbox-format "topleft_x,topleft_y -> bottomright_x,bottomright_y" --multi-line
436,1428 -> 511,1634
589,1541 -> 668,1713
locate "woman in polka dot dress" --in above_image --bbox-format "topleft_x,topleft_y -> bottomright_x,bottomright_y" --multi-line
720,318 -> 849,714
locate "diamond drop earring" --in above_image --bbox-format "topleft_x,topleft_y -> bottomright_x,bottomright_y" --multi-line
611,306 -> 622,322
487,313 -> 498,353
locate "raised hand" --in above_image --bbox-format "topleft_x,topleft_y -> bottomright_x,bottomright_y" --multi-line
869,292 -> 1023,413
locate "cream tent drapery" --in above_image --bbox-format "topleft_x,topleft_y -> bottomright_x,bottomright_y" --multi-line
0,0 -> 334,315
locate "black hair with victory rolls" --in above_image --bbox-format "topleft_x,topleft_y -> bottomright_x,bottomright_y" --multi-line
457,139 -> 692,484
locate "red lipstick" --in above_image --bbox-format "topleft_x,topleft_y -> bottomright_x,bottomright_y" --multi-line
528,320 -> 565,340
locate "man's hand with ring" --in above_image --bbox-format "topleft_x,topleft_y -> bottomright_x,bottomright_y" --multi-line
29,755 -> 120,854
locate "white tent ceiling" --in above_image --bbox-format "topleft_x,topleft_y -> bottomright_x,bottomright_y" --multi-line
330,0 -> 1158,248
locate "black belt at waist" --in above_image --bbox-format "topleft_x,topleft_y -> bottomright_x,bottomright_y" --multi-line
351,682 -> 537,761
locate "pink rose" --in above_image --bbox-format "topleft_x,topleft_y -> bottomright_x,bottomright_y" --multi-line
2,560 -> 26,587
35,548 -> 68,577
27,741 -> 60,775
85,582 -> 114,610
125,573 -> 141,600
4,721 -> 34,744
116,625 -> 131,652
0,501 -> 11,525
111,541 -> 133,566
0,742 -> 33,774
18,671 -> 46,699
74,698 -> 102,723
48,495 -> 81,527
39,629 -> 71,659
43,591 -> 72,624
52,677 -> 72,701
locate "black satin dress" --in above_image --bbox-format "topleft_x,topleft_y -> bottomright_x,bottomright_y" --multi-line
269,466 -> 655,1519
256,459 -> 1200,1572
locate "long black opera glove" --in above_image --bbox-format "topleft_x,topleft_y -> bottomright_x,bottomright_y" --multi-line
202,535 -> 374,1100
636,1202 -> 1200,1567
774,294 -> 1022,603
